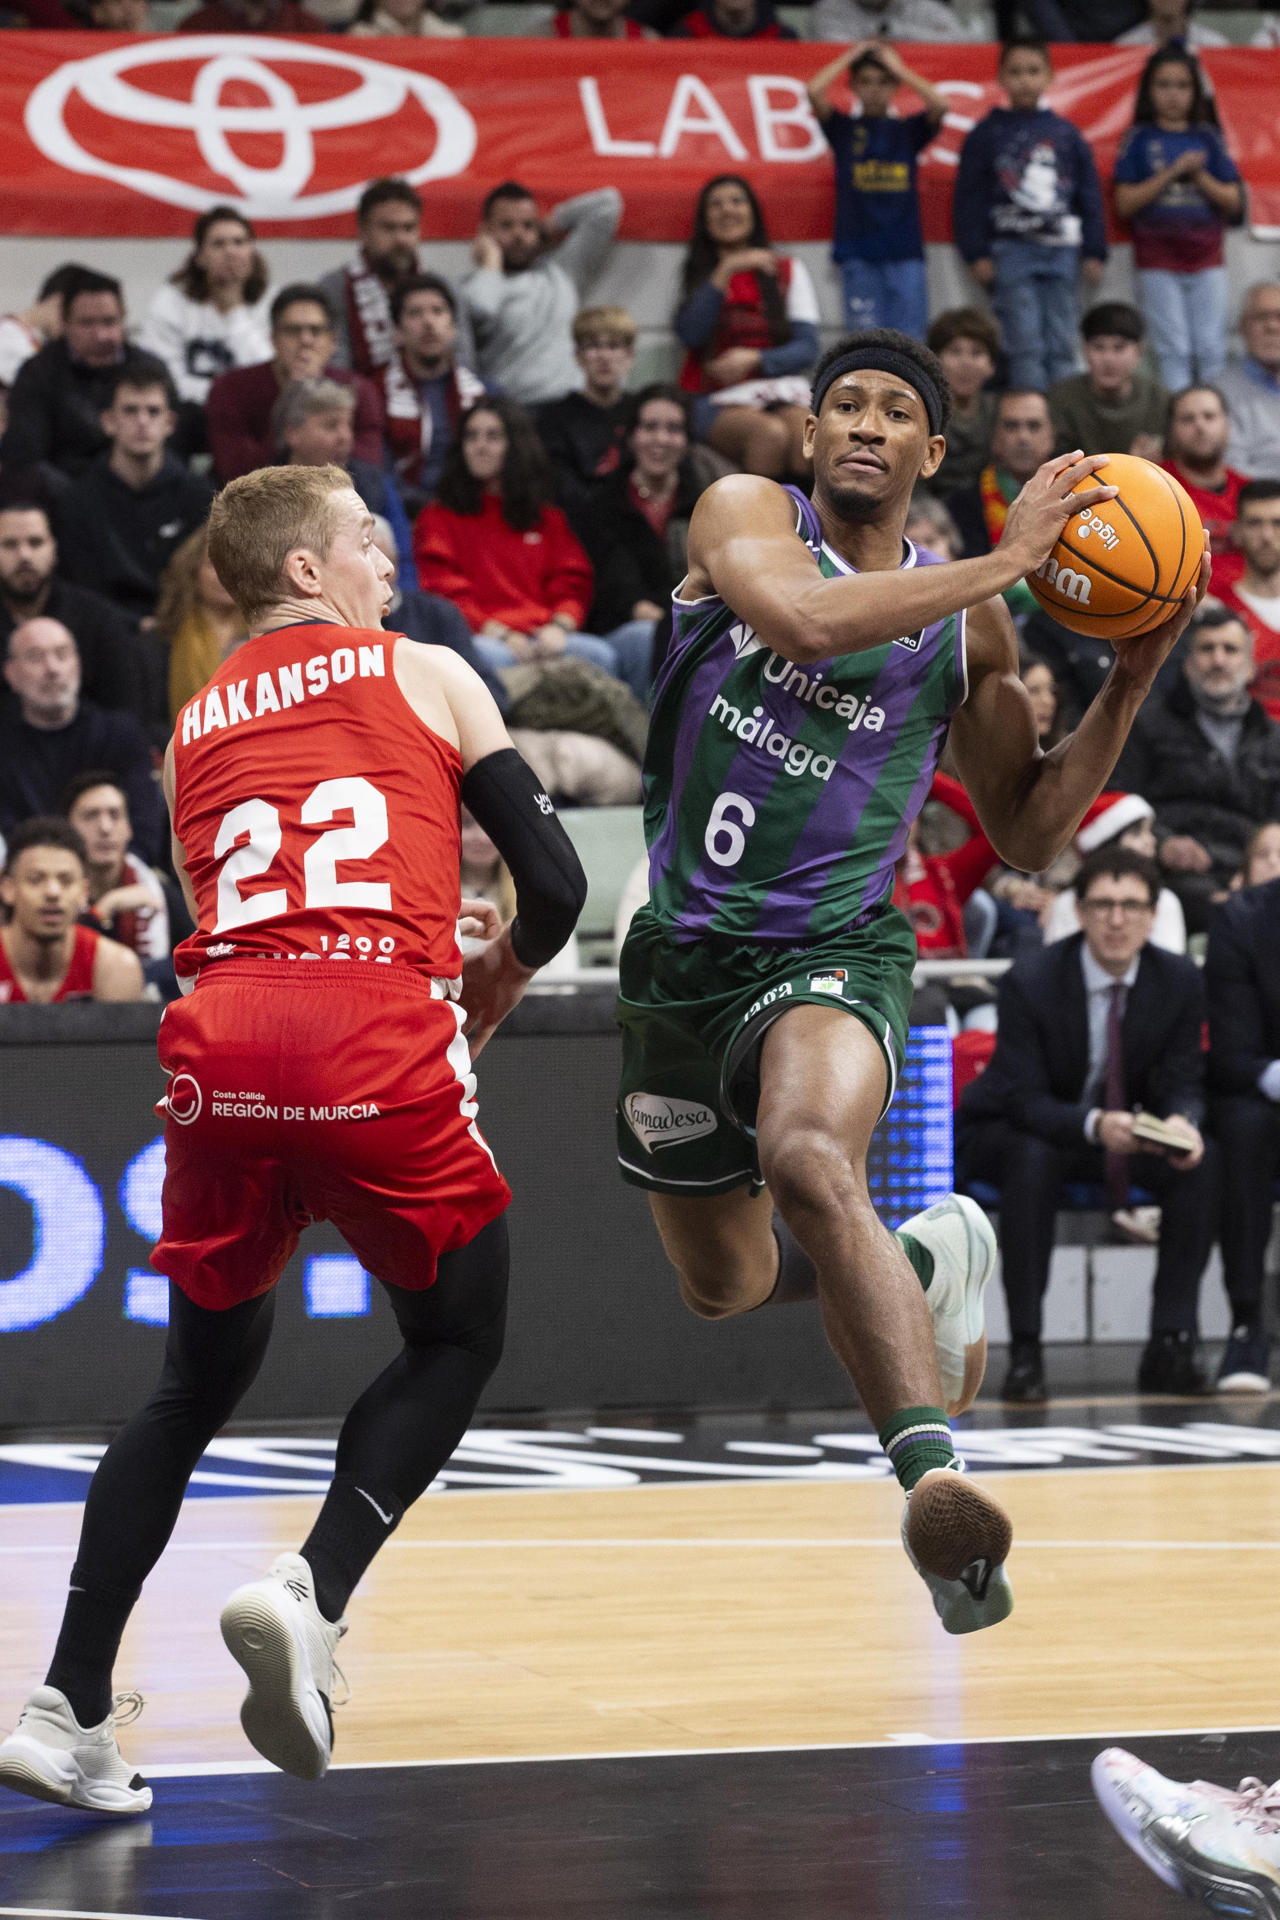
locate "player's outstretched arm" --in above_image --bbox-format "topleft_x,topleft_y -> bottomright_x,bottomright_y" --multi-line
685,458 -> 1118,665
948,539 -> 1209,873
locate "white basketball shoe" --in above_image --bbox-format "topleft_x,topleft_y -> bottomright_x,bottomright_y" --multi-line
1094,1746 -> 1280,1915
901,1465 -> 1014,1635
221,1552 -> 347,1781
0,1686 -> 151,1813
897,1193 -> 998,1415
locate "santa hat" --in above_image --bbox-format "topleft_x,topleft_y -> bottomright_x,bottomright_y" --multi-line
1076,791 -> 1154,855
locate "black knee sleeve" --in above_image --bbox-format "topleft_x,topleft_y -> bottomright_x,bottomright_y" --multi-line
383,1213 -> 510,1375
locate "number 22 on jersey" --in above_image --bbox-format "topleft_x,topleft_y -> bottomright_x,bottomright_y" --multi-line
214,775 -> 392,932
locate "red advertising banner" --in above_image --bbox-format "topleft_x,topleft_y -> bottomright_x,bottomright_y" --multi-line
1,34 -> 1276,242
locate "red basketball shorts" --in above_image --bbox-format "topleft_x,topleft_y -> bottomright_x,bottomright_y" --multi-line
152,961 -> 511,1310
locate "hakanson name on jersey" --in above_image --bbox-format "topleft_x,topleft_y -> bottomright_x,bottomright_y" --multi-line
179,641 -> 389,744
644,488 -> 966,947
171,623 -> 465,986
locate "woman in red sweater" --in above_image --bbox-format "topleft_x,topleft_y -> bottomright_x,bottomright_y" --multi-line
414,396 -> 647,694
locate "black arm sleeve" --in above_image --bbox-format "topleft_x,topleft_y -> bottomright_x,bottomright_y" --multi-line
460,748 -> 588,969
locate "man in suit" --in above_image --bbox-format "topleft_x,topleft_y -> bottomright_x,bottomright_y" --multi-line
1205,873 -> 1280,1392
956,846 -> 1218,1401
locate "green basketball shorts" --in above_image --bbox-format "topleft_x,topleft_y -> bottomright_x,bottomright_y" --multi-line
615,902 -> 916,1197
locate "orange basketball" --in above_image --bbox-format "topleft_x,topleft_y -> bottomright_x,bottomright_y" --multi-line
1025,453 -> 1204,643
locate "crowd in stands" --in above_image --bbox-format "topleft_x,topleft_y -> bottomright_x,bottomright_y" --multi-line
5,8 -> 1280,1394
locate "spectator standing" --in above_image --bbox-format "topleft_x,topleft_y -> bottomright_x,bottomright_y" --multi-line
953,38 -> 1107,391
1113,49 -> 1243,392
1042,791 -> 1187,952
536,305 -> 637,531
579,384 -> 704,701
926,307 -> 1001,502
463,182 -> 623,406
271,380 -> 415,592
179,0 -> 325,29
0,502 -> 148,721
1048,302 -> 1168,458
318,179 -> 449,380
0,271 -> 169,494
369,517 -> 508,709
675,174 -> 819,479
0,620 -> 164,863
154,526 -> 247,722
949,387 -> 1054,619
1162,384 -> 1246,555
811,0 -> 963,43
673,0 -> 794,36
64,772 -> 170,965
957,847 -> 1216,1402
350,0 -> 463,32
1115,604 -> 1280,930
1117,0 -> 1227,47
807,41 -> 945,341
0,264 -> 87,418
57,367 -> 214,624
381,274 -> 488,521
0,819 -> 143,1006
1217,284 -> 1280,479
414,397 -> 647,694
1211,480 -> 1280,720
204,285 -> 384,483
138,207 -> 271,410
1205,870 -> 1280,1391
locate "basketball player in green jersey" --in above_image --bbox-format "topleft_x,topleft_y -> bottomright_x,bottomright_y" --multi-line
616,329 -> 1208,1634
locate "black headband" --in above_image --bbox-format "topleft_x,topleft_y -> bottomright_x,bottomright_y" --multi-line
812,349 -> 944,435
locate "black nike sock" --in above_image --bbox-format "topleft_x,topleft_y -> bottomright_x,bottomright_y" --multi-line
46,1578 -> 141,1728
301,1473 -> 404,1625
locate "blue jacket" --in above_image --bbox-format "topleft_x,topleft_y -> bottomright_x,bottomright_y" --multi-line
953,106 -> 1107,262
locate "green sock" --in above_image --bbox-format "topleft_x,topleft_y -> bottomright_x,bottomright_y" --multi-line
897,1230 -> 934,1293
879,1405 -> 956,1493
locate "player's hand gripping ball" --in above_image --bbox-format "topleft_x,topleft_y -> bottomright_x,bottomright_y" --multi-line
1027,452 -> 1204,644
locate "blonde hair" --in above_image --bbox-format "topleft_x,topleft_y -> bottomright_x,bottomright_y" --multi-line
155,523 -> 245,720
207,464 -> 352,624
573,304 -> 636,349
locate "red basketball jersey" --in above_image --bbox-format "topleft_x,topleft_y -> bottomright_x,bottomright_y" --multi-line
171,623 -> 463,986
0,924 -> 100,1003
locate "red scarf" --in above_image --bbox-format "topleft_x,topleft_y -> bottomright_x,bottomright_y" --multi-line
382,351 -> 487,492
978,464 -> 1015,547
343,255 -> 398,378
680,257 -> 793,395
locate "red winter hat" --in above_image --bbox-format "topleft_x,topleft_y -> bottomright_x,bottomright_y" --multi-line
1076,791 -> 1154,854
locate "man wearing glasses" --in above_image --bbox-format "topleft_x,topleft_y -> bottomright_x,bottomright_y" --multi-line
205,285 -> 386,484
955,845 -> 1217,1402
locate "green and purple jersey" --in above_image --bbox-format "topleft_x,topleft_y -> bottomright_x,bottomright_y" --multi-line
644,486 -> 967,946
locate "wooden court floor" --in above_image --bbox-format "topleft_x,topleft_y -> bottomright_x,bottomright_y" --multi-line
5,1459 -> 1280,1772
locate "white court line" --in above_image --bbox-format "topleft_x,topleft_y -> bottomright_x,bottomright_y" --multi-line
3,1453 -> 1280,1518
133,1720 -> 1280,1780
3,1536 -> 1280,1554
0,1910 -> 202,1919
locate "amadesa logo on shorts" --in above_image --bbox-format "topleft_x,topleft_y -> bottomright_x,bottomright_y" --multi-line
624,1092 -> 717,1153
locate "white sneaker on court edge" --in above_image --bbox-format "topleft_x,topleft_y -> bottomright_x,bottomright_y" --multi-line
0,1686 -> 152,1813
1093,1746 -> 1280,1915
898,1193 -> 997,1416
901,1466 -> 1014,1636
220,1552 -> 347,1781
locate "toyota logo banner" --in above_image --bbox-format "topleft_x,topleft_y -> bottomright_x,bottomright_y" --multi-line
3,36 -> 1277,240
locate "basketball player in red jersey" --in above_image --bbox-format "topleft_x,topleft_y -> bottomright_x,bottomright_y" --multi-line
0,816 -> 143,1003
0,464 -> 586,1814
